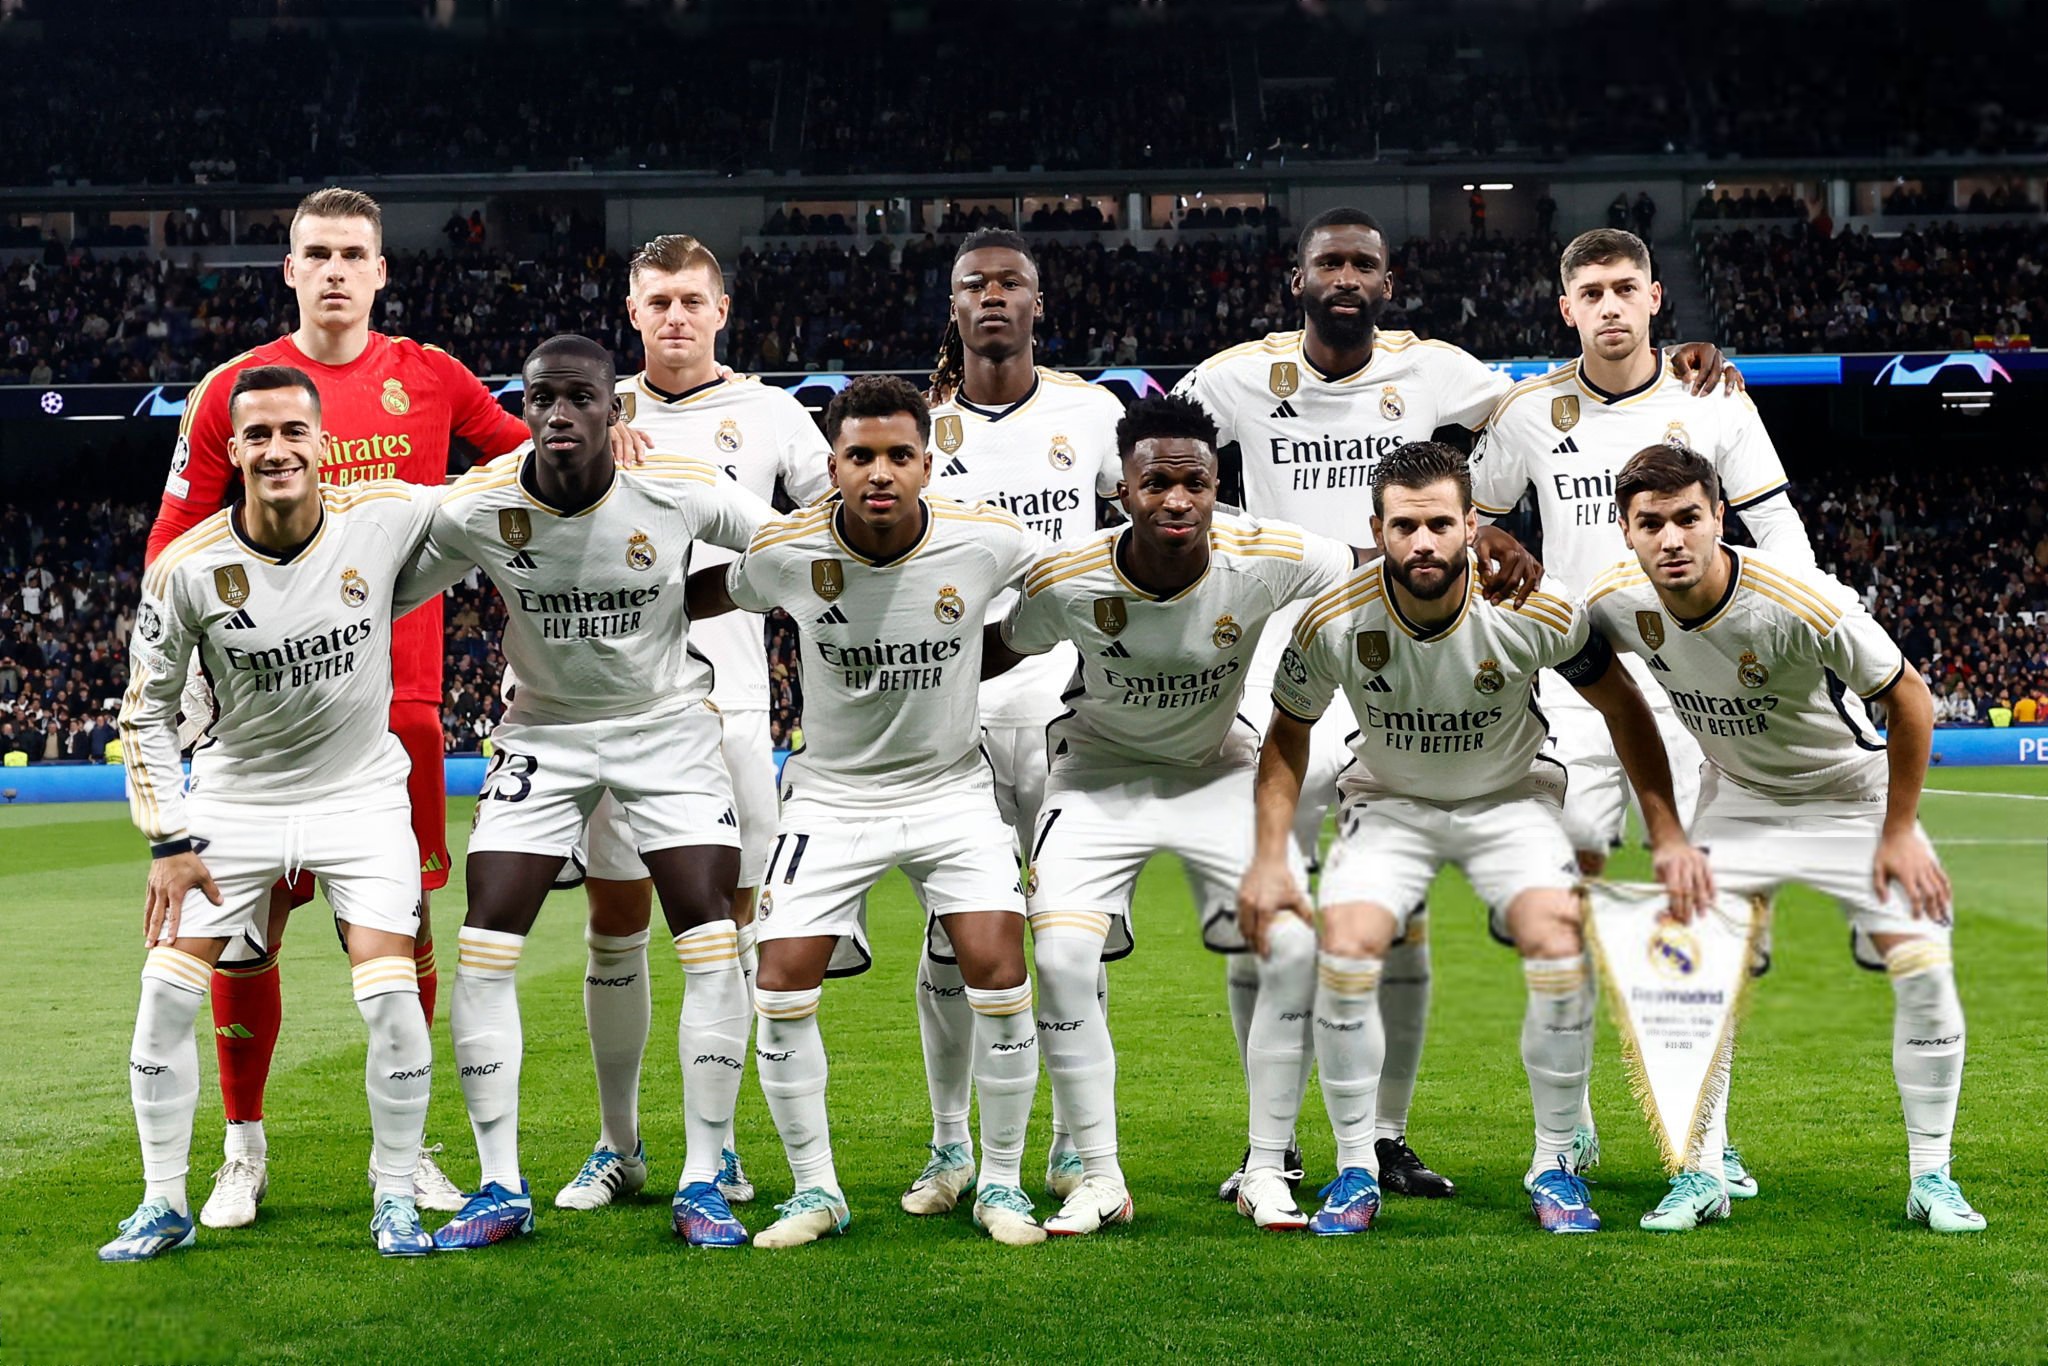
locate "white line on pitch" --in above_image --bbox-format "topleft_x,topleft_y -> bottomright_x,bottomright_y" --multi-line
1925,788 -> 2048,802
1932,838 -> 2047,846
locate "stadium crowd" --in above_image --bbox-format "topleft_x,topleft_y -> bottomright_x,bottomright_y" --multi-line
5,453 -> 2046,765
1700,222 -> 2048,353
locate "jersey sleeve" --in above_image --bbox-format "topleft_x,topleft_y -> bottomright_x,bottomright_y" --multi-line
693,476 -> 776,553
118,569 -> 199,843
725,540 -> 782,615
1282,529 -> 1356,602
432,346 -> 530,460
1272,628 -> 1338,724
1439,346 -> 1515,431
1517,582 -> 1593,671
1170,364 -> 1236,448
1467,411 -> 1530,518
147,370 -> 238,565
1553,623 -> 1616,689
1090,390 -> 1125,498
1816,591 -> 1908,699
999,521 -> 1054,586
999,572 -> 1063,657
1718,393 -> 1791,513
394,498 -> 478,617
777,397 -> 834,506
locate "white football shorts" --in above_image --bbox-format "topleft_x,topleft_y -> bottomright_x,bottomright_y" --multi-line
578,706 -> 778,887
982,721 -> 1052,855
1541,669 -> 1704,856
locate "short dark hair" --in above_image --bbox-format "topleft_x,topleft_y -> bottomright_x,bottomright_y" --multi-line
1297,207 -> 1384,266
525,333 -> 616,383
1115,393 -> 1218,465
953,227 -> 1033,268
825,374 -> 931,447
1560,228 -> 1654,291
1614,443 -> 1720,519
227,365 -> 321,424
1371,441 -> 1471,516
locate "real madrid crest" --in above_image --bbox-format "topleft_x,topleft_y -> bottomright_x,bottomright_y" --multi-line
1212,614 -> 1242,650
499,508 -> 533,549
1048,435 -> 1075,470
935,414 -> 964,455
1636,610 -> 1666,651
1269,362 -> 1300,398
811,560 -> 845,601
1737,649 -> 1770,689
1379,386 -> 1404,421
935,584 -> 966,625
717,419 -> 743,454
214,564 -> 250,608
626,531 -> 656,571
1356,629 -> 1389,671
1474,658 -> 1506,694
381,378 -> 410,416
1093,597 -> 1127,637
339,567 -> 369,607
1648,921 -> 1701,980
1551,395 -> 1581,432
1664,422 -> 1691,450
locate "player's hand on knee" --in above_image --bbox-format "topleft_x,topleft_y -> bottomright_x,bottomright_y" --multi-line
1473,525 -> 1541,607
1237,859 -> 1308,957
1650,839 -> 1716,923
1874,832 -> 1951,925
145,851 -> 221,946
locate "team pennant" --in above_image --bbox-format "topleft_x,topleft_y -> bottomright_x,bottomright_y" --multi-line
1583,883 -> 1765,1174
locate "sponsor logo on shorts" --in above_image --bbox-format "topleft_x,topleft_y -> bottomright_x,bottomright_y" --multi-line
460,1061 -> 505,1077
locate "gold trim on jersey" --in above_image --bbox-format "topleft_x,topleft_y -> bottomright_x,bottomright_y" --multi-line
928,498 -> 1025,532
1380,562 -> 1475,641
518,464 -> 622,520
1210,524 -> 1307,561
144,514 -> 235,598
633,373 -> 741,408
1860,658 -> 1907,700
1574,361 -> 1669,409
1107,528 -> 1210,602
230,507 -> 330,566
1023,544 -> 1115,599
1736,576 -> 1837,636
118,656 -> 166,837
1294,569 -> 1386,649
746,506 -> 834,556
444,465 -> 525,506
1481,360 -> 1579,429
1585,564 -> 1652,610
1738,557 -> 1842,624
1512,589 -> 1576,635
1726,478 -> 1790,510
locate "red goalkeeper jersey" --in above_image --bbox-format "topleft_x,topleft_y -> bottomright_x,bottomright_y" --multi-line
145,333 -> 530,704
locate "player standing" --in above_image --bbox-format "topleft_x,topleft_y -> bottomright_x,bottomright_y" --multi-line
395,335 -> 773,1250
907,227 -> 1125,1212
103,367 -> 443,1260
144,188 -> 531,1225
552,234 -> 831,1213
1238,442 -> 1709,1235
1471,226 -> 1816,1194
688,376 -> 1048,1248
986,395 -> 1357,1235
1174,206 -> 1735,1199
1585,444 -> 1982,1233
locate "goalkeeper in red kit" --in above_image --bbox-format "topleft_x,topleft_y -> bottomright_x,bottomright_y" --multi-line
143,188 -> 531,1225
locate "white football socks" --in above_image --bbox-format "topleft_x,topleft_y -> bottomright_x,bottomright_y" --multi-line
915,950 -> 975,1151
966,981 -> 1037,1193
1032,916 -> 1120,1185
755,987 -> 839,1197
1888,939 -> 1966,1178
583,927 -> 651,1158
134,949 -> 209,1216
453,927 -> 525,1189
1375,920 -> 1432,1142
352,957 -> 430,1200
674,921 -> 748,1186
1315,952 -> 1386,1174
1247,917 -> 1316,1172
1226,952 -> 1261,1076
1522,956 -> 1593,1179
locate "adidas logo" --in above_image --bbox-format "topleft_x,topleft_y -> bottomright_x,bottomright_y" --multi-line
942,457 -> 969,477
1552,436 -> 1580,455
221,608 -> 256,630
816,604 -> 849,625
1648,654 -> 1672,672
1270,399 -> 1299,419
506,550 -> 537,570
1361,675 -> 1393,693
1097,640 -> 1132,658
718,807 -> 738,827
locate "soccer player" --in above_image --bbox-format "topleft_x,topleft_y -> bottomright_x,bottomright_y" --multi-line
1584,444 -> 1982,1233
145,187 -> 531,1224
686,376 -> 1048,1248
1471,226 -> 1817,1194
986,394 -> 1357,1235
1239,441 -> 1710,1236
1174,206 -> 1735,1200
910,227 -> 1125,1213
552,234 -> 831,1214
394,335 -> 773,1250
103,366 -> 443,1260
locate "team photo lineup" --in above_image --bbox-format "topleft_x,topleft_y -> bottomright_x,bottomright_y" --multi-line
88,169 -> 1986,1274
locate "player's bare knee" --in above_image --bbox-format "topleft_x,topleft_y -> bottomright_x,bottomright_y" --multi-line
644,844 -> 741,934
1509,890 -> 1582,960
1319,902 -> 1396,960
755,939 -> 832,995
586,876 -> 655,936
461,851 -> 560,935
1574,849 -> 1608,878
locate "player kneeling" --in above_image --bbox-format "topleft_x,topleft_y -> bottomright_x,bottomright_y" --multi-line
687,377 -> 1048,1248
103,367 -> 443,1260
1238,442 -> 1710,1236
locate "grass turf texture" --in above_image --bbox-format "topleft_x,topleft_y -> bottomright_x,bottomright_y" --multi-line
1,768 -> 2043,1365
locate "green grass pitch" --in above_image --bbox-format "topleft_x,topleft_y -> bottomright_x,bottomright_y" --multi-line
1,768 -> 2044,1364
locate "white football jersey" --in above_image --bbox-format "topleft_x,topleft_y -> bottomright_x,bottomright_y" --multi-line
1003,513 -> 1351,769
399,452 -> 770,725
1172,328 -> 1508,545
121,482 -> 440,842
727,496 -> 1044,814
1471,356 -> 1810,590
1275,558 -> 1592,803
1582,546 -> 1903,803
930,368 -> 1125,728
619,372 -> 832,712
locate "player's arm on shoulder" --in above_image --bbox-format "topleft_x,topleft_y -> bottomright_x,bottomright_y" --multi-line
722,538 -> 782,616
1474,523 -> 1542,605
698,475 -> 777,553
994,569 -> 1061,671
777,400 -> 834,507
1665,342 -> 1742,395
392,498 -> 476,616
686,563 -> 740,620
